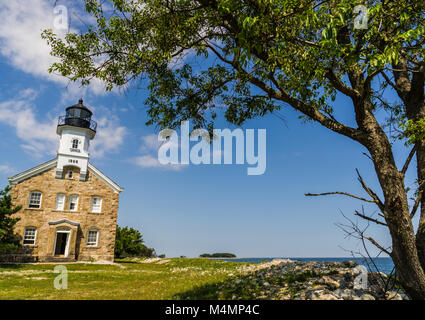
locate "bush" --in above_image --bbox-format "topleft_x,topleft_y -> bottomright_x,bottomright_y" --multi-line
114,226 -> 155,258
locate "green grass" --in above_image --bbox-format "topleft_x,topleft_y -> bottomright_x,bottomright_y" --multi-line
0,258 -> 251,300
0,259 -> 331,300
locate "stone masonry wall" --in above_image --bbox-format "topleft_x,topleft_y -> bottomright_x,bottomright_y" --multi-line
8,165 -> 120,262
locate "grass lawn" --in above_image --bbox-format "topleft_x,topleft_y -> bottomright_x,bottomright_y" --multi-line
0,258 -> 253,300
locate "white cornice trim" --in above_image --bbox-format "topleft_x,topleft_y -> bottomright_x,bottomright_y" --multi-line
88,163 -> 123,193
8,159 -> 57,185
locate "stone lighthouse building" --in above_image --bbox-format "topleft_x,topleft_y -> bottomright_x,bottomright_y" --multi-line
6,99 -> 123,262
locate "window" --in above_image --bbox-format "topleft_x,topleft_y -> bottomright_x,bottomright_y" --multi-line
87,230 -> 99,246
55,194 -> 65,210
28,191 -> 42,209
72,139 -> 79,149
23,227 -> 37,245
69,195 -> 79,211
91,197 -> 102,213
68,171 -> 73,179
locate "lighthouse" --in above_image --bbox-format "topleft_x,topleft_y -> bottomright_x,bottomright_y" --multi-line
56,99 -> 97,181
6,99 -> 122,262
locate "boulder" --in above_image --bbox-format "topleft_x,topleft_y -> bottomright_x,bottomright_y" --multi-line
385,291 -> 404,300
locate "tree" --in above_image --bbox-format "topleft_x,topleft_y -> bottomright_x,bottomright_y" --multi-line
0,186 -> 21,253
200,253 -> 236,258
114,226 -> 155,258
43,0 -> 425,298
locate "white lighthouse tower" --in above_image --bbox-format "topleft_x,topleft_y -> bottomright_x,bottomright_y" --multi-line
56,99 -> 97,181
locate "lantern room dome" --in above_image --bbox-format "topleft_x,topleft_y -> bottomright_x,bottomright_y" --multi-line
57,99 -> 97,137
66,98 -> 93,117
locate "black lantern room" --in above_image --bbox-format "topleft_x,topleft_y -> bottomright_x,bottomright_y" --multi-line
57,99 -> 97,133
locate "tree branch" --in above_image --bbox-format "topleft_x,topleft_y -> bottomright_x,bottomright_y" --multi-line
401,145 -> 417,175
305,191 -> 378,203
203,42 -> 364,143
363,235 -> 392,256
355,210 -> 387,226
355,169 -> 385,213
325,69 -> 361,100
411,188 -> 424,219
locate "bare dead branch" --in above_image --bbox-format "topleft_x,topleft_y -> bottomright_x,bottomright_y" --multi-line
411,190 -> 423,219
355,169 -> 385,212
355,210 -> 387,226
305,191 -> 377,203
401,145 -> 417,175
363,235 -> 392,256
337,211 -> 392,256
362,152 -> 373,161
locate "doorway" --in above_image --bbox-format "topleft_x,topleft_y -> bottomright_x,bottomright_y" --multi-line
54,231 -> 70,257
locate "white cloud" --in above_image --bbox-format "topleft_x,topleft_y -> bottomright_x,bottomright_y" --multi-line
0,89 -> 58,157
91,114 -> 128,158
0,164 -> 16,175
0,0 -> 106,95
0,89 -> 127,159
140,134 -> 162,152
131,134 -> 185,171
132,155 -> 164,168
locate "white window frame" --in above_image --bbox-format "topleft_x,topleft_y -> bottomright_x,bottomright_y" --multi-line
28,191 -> 42,209
55,194 -> 65,211
86,230 -> 99,246
71,138 -> 79,149
69,195 -> 79,211
23,227 -> 37,245
91,197 -> 102,213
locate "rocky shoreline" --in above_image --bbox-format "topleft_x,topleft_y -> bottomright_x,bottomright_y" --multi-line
222,259 -> 408,300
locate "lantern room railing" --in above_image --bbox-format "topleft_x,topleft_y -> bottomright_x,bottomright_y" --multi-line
58,115 -> 97,132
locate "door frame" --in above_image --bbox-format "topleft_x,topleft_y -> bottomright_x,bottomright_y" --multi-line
53,230 -> 71,257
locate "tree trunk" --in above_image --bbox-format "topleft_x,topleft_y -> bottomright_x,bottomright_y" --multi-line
406,87 -> 425,272
362,108 -> 425,299
414,133 -> 425,270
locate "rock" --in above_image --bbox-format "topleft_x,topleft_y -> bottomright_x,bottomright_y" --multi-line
235,259 -> 407,300
333,288 -> 354,300
321,276 -> 340,289
341,260 -> 357,268
399,292 -> 410,300
306,289 -> 325,299
312,293 -> 341,300
385,291 -> 404,300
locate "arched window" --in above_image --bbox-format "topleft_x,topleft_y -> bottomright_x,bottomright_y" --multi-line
28,191 -> 42,209
23,227 -> 37,245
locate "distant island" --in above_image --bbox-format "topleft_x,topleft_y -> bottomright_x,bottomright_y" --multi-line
200,253 -> 236,258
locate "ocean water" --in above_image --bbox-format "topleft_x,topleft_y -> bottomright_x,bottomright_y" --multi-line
216,257 -> 395,274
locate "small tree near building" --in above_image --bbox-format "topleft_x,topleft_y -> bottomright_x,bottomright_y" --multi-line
114,226 -> 155,258
0,186 -> 21,253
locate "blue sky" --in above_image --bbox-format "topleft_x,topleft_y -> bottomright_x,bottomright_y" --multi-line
0,0 -> 417,258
